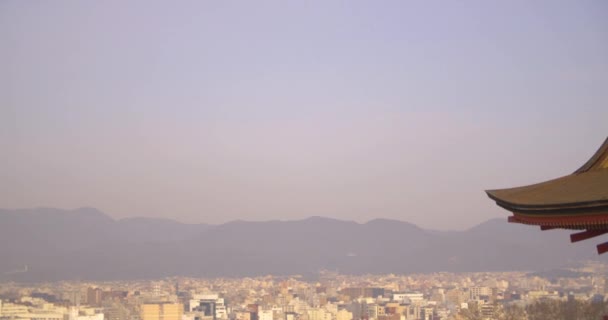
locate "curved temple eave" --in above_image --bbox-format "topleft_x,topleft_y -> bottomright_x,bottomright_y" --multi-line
485,190 -> 608,213
486,136 -> 608,256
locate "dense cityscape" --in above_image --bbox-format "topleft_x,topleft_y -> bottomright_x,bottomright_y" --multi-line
3,1 -> 608,319
2,261 -> 608,320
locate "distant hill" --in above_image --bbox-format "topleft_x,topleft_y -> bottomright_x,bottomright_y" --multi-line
0,208 -> 604,282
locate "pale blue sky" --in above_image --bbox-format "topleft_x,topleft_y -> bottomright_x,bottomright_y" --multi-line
1,1 -> 607,229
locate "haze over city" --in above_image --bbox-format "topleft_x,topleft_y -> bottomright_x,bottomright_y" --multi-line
5,2 -> 608,320
2,1 -> 608,230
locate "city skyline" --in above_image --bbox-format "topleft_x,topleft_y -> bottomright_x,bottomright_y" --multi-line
2,265 -> 608,320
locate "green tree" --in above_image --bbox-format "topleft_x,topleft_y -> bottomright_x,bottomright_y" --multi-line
500,304 -> 527,320
526,299 -> 608,320
526,300 -> 564,320
457,303 -> 483,320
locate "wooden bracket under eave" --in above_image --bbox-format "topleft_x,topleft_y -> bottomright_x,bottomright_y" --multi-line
597,242 -> 608,254
570,230 -> 608,243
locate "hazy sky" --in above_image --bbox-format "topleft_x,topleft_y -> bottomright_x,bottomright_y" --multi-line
1,1 -> 607,230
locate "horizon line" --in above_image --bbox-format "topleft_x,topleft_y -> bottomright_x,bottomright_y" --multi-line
0,206 -> 506,232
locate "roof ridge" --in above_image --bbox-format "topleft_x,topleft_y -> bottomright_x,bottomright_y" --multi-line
574,136 -> 608,174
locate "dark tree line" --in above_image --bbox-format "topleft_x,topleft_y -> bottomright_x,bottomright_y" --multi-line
456,299 -> 608,320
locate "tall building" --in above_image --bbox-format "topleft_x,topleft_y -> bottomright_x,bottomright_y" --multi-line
86,288 -> 103,307
392,293 -> 423,304
336,310 -> 352,320
469,287 -> 491,300
247,304 -> 259,320
141,303 -> 184,320
345,301 -> 368,320
188,294 -> 228,320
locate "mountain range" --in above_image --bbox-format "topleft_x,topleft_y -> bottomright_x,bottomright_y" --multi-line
0,207 -> 605,282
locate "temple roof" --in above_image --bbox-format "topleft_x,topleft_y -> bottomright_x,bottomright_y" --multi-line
486,137 -> 608,213
486,137 -> 608,254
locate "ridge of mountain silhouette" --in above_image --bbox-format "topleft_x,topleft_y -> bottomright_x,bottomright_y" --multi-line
0,208 -> 602,282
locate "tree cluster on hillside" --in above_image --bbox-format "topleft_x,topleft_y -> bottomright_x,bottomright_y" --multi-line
455,299 -> 608,320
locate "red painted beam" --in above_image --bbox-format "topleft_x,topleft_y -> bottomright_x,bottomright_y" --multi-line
508,216 -> 522,223
597,242 -> 608,255
540,226 -> 558,231
570,230 -> 608,243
